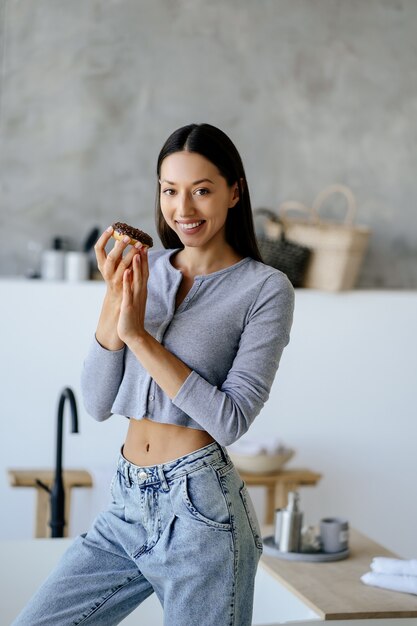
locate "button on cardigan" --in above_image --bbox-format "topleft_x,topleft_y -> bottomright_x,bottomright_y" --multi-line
81,248 -> 295,446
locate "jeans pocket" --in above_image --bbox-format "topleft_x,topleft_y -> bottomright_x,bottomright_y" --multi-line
181,465 -> 232,530
240,484 -> 264,553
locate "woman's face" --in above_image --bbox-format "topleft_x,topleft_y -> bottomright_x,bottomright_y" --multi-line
159,151 -> 239,251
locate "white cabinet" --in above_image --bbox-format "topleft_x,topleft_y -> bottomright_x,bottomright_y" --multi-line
1,539 -> 318,625
253,565 -> 319,624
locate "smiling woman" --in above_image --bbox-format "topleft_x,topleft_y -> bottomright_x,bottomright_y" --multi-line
155,123 -> 263,264
159,151 -> 240,258
13,123 -> 295,626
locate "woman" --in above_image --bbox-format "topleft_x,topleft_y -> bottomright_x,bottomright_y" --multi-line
13,123 -> 294,626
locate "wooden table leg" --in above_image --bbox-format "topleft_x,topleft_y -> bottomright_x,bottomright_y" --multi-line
274,481 -> 302,516
63,487 -> 71,538
35,488 -> 50,538
265,485 -> 276,525
274,482 -> 290,512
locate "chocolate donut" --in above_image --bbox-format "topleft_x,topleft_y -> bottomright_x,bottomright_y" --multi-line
112,222 -> 153,248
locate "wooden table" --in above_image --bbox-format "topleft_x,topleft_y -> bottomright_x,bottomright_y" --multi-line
261,527 -> 417,620
8,469 -> 93,538
239,467 -> 322,524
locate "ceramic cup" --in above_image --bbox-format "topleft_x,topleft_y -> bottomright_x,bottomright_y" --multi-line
41,250 -> 65,280
65,252 -> 90,281
319,517 -> 349,553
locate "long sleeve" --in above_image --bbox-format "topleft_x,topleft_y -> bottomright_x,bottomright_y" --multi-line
171,273 -> 295,446
80,337 -> 126,421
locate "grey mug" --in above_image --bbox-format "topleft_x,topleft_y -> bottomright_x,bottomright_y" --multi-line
319,517 -> 349,553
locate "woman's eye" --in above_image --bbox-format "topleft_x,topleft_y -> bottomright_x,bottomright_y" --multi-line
162,188 -> 175,196
194,188 -> 209,196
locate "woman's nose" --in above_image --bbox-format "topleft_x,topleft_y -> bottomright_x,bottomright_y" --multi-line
177,192 -> 195,216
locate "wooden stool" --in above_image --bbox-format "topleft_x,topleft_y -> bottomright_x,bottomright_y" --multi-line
8,469 -> 93,538
239,468 -> 322,524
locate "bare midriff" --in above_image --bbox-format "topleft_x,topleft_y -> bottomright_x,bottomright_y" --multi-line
123,417 -> 215,467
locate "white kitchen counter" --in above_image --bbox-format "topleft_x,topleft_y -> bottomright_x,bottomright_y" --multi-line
1,538 -> 317,625
0,539 -> 160,624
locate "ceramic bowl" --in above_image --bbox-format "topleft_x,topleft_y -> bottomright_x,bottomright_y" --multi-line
228,448 -> 295,474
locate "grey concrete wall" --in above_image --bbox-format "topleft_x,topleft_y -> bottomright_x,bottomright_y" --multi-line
0,0 -> 416,287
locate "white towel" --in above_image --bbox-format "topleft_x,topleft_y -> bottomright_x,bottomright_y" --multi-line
361,572 -> 417,595
370,557 -> 417,577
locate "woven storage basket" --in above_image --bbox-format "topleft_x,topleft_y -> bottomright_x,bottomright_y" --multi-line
272,185 -> 371,291
254,208 -> 311,287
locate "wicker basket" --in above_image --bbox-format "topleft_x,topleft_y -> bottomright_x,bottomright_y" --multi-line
272,185 -> 371,292
254,208 -> 311,287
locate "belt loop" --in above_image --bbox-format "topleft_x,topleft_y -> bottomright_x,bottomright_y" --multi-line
124,462 -> 132,487
120,446 -> 132,487
158,467 -> 169,492
219,445 -> 230,466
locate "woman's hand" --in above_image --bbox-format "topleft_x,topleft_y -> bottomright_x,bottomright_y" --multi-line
94,226 -> 141,297
94,226 -> 143,351
117,246 -> 149,345
116,245 -> 192,397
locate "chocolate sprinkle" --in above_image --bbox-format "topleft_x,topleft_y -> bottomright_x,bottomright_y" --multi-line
112,222 -> 153,247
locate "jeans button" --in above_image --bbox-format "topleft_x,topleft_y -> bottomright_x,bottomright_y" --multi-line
138,470 -> 148,481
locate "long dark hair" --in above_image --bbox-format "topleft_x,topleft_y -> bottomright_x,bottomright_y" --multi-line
155,123 -> 262,261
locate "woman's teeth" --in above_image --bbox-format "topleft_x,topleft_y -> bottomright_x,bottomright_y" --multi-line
178,221 -> 204,231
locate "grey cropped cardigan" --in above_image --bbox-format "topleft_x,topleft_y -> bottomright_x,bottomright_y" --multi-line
81,248 -> 295,446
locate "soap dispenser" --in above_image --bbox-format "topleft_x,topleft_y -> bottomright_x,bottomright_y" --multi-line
278,491 -> 303,552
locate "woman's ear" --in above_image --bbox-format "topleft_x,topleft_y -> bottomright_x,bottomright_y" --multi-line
229,181 -> 241,208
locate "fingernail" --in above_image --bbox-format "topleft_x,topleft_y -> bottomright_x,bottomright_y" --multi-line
134,241 -> 142,249
123,235 -> 130,243
106,226 -> 113,233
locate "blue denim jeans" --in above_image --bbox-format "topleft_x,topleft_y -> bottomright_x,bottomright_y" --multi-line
13,442 -> 263,626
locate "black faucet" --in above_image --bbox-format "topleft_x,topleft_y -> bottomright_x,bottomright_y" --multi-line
37,387 -> 79,537
51,387 -> 79,537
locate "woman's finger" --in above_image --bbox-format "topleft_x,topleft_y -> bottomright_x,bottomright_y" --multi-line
95,226 -> 132,279
122,268 -> 132,301
132,251 -> 142,297
106,236 -> 131,266
94,226 -> 114,267
141,247 -> 149,283
135,248 -> 149,288
114,245 -> 140,282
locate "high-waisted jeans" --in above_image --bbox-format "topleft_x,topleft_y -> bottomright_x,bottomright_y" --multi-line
13,442 -> 263,626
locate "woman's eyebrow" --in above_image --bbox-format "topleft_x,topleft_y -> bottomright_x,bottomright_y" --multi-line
160,178 -> 214,185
